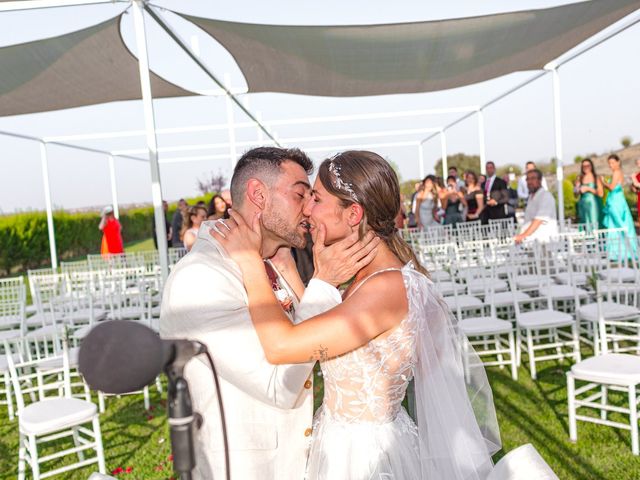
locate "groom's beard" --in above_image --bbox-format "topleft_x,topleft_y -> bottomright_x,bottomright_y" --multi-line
262,209 -> 307,249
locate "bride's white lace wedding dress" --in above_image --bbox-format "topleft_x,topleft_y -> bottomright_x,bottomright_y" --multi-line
305,263 -> 501,480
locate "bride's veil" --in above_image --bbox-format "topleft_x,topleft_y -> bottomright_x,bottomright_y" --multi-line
408,268 -> 502,479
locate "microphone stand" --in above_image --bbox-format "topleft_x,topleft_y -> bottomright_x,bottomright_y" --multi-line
165,345 -> 204,480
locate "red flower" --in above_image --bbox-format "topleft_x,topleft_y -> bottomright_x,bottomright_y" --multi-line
111,467 -> 123,475
155,465 -> 164,471
125,466 -> 133,473
168,454 -> 174,462
147,415 -> 154,421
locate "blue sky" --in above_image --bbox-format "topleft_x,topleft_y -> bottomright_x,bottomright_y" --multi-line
0,0 -> 638,213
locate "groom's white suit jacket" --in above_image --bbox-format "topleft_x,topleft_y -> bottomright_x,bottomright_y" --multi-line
160,222 -> 340,480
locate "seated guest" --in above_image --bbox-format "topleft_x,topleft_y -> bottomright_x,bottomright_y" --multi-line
515,169 -> 558,244
517,161 -> 548,203
480,161 -> 509,224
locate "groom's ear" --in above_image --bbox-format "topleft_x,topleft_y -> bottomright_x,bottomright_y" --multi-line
346,203 -> 364,227
246,179 -> 268,210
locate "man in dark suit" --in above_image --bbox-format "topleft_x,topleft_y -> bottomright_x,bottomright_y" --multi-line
481,161 -> 509,224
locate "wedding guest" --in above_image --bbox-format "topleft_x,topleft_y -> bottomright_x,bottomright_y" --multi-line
171,198 -> 188,248
441,175 -> 465,225
481,161 -> 509,224
514,169 -> 558,244
601,154 -> 637,259
415,175 -> 439,229
517,161 -> 548,203
631,158 -> 640,221
99,205 -> 124,255
408,181 -> 422,228
464,171 -> 485,221
181,205 -> 207,252
448,166 -> 466,190
152,200 -> 172,249
207,194 -> 229,221
574,158 -> 603,229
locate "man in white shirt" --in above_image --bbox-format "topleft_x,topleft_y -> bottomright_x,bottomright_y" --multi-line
515,169 -> 558,244
448,166 -> 466,190
517,161 -> 548,202
160,147 -> 377,479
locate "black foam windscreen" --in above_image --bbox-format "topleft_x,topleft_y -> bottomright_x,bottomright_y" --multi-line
79,321 -> 166,394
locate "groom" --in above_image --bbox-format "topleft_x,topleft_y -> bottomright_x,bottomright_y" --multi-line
160,147 -> 377,479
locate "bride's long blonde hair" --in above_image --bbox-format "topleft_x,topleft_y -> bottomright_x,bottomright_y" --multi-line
318,151 -> 428,277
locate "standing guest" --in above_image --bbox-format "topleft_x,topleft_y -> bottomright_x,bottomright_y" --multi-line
514,169 -> 558,244
631,158 -> 640,220
99,206 -> 124,255
480,161 -> 509,224
479,174 -> 487,186
207,194 -> 229,221
601,154 -> 638,259
415,175 -> 439,229
441,176 -> 466,225
152,200 -> 172,249
517,161 -> 548,203
181,205 -> 208,252
464,171 -> 485,221
221,188 -> 232,207
395,193 -> 407,229
574,158 -> 603,229
448,166 -> 466,190
504,175 -> 518,220
408,181 -> 422,228
171,198 -> 188,248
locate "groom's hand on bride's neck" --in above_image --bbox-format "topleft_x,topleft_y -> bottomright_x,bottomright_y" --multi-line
312,226 -> 381,287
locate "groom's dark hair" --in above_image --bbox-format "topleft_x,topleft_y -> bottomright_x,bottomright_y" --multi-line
230,147 -> 313,206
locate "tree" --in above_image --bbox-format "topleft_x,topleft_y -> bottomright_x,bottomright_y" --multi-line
433,153 -> 480,177
385,158 -> 402,182
196,171 -> 227,196
621,136 -> 632,149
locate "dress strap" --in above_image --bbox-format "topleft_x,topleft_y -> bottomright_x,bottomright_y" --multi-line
345,267 -> 402,299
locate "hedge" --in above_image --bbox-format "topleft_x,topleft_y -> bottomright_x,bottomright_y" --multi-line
0,194 -> 219,277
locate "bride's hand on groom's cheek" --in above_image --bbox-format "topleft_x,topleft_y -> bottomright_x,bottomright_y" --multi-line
312,226 -> 380,287
210,210 -> 263,266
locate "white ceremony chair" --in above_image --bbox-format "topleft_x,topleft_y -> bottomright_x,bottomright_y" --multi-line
567,294 -> 640,455
5,339 -> 106,479
487,443 -> 558,480
508,257 -> 581,380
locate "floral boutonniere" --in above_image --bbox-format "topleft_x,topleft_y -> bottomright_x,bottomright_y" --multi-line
265,261 -> 295,314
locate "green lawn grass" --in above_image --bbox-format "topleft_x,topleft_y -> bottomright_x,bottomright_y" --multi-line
2,357 -> 640,479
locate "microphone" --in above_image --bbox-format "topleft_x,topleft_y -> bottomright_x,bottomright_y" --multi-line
78,320 -> 207,394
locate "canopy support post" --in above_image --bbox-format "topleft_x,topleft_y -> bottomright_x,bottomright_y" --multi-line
132,0 -> 169,280
108,155 -> 120,219
477,108 -> 487,175
549,66 -> 565,232
440,130 -> 448,178
39,141 -> 58,270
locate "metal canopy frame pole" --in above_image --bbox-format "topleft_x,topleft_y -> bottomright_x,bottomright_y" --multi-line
417,144 -> 425,180
224,73 -> 238,168
39,142 -> 58,269
108,155 -> 120,219
439,131 -> 448,178
132,0 -> 168,280
549,66 -> 565,231
477,109 -> 487,175
0,0 -> 126,12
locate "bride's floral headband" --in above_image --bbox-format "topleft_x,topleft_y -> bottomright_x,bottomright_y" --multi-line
328,158 -> 359,203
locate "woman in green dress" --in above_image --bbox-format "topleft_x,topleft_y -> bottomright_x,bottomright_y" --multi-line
601,154 -> 638,260
574,158 -> 603,230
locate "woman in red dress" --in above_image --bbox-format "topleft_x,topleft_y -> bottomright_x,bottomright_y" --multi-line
99,205 -> 124,256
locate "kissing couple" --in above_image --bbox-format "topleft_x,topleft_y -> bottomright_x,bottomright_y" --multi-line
160,147 -> 501,479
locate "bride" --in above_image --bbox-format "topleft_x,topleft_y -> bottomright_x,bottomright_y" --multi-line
212,150 -> 501,479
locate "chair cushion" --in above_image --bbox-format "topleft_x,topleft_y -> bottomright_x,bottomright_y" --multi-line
467,280 -> 509,294
461,317 -> 512,335
436,281 -> 460,297
443,295 -> 483,310
0,329 -> 21,341
516,274 -> 546,289
571,353 -> 640,386
517,309 -> 574,329
430,270 -> 451,282
577,302 -> 640,322
36,347 -> 80,370
491,291 -> 530,307
20,397 -> 97,435
539,285 -> 588,300
600,267 -> 637,283
554,272 -> 587,286
25,324 -> 62,339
